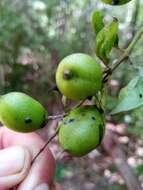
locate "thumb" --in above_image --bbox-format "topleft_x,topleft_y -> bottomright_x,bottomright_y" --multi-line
0,146 -> 31,189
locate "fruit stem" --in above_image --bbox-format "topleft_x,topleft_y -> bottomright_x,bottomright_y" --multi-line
63,70 -> 73,80
31,127 -> 60,164
32,101 -> 87,163
47,101 -> 85,121
48,113 -> 67,120
71,100 -> 86,110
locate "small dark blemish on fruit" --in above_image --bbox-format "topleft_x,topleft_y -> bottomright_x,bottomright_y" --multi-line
112,0 -> 119,5
98,108 -> 104,114
139,94 -> 142,98
91,116 -> 96,121
68,118 -> 75,123
25,117 -> 32,124
63,121 -> 66,125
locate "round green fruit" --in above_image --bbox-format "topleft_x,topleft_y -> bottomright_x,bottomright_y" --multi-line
0,92 -> 47,132
56,53 -> 102,100
101,0 -> 132,5
58,106 -> 105,157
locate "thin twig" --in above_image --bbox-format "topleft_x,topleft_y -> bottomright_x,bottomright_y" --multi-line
115,47 -> 133,65
48,113 -> 67,120
113,26 -> 143,71
32,128 -> 59,164
71,100 -> 86,110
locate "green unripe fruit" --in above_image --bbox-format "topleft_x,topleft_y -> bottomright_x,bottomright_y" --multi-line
0,92 -> 47,132
101,0 -> 132,5
58,106 -> 105,157
56,53 -> 102,100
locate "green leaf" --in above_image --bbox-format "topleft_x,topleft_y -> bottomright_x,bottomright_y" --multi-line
95,18 -> 119,64
91,10 -> 104,35
111,76 -> 143,114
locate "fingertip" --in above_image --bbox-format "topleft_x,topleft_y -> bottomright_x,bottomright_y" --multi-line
0,146 -> 32,189
17,146 -> 56,190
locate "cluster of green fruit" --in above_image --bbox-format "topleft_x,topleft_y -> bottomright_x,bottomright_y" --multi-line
0,53 -> 104,157
56,53 -> 105,156
0,0 -> 132,157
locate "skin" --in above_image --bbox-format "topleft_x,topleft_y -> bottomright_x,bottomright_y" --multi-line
101,0 -> 132,5
0,126 -> 57,190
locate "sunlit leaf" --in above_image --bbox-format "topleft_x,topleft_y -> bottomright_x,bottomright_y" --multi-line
111,76 -> 143,114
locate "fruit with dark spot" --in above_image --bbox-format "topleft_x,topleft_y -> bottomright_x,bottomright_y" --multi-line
25,117 -> 32,124
0,92 -> 47,132
58,106 -> 105,157
101,0 -> 132,5
56,53 -> 102,100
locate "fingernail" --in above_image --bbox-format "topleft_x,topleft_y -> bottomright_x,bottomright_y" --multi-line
35,183 -> 49,190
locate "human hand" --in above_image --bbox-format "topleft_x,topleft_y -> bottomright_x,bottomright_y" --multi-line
0,126 -> 55,190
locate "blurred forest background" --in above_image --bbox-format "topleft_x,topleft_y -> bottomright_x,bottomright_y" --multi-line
1,0 -> 143,189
